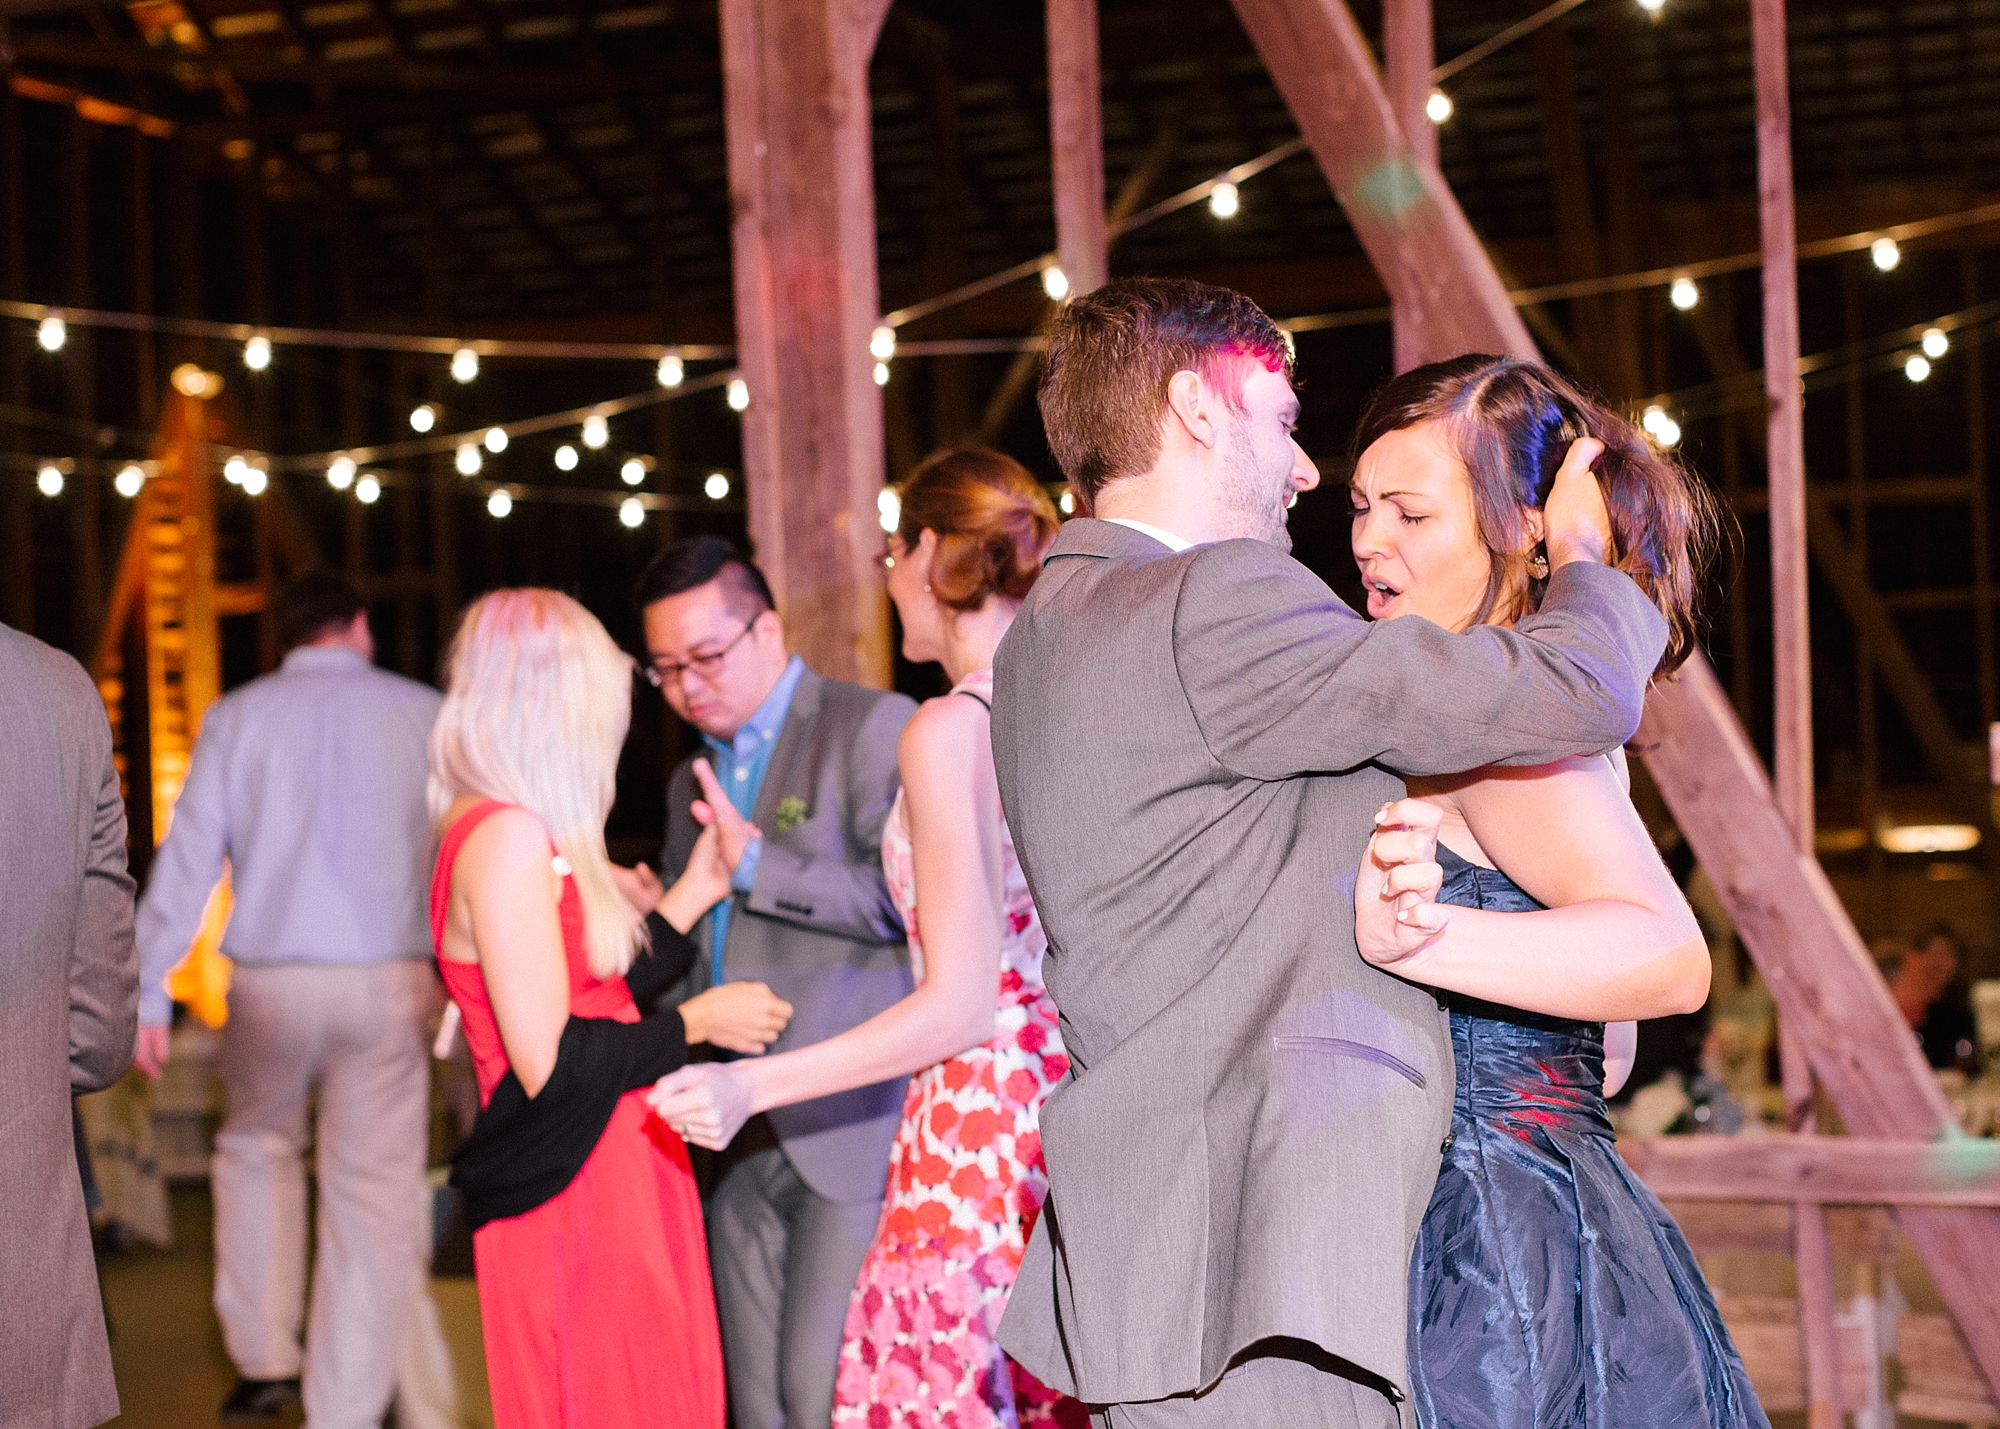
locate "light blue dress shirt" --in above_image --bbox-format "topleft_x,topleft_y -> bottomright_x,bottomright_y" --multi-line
135,646 -> 441,1025
700,654 -> 806,984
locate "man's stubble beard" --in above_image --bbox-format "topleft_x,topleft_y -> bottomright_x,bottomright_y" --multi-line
1218,416 -> 1294,552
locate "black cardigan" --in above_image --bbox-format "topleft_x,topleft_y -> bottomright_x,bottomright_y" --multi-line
449,912 -> 698,1229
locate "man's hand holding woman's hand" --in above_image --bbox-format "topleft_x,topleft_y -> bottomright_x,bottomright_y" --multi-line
649,1063 -> 756,1152
1355,798 -> 1450,969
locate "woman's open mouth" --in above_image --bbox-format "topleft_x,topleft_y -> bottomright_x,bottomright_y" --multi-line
1364,577 -> 1401,618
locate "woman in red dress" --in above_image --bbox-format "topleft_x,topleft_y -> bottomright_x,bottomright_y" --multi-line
428,588 -> 788,1429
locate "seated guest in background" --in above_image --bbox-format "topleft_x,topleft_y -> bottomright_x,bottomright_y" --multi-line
134,571 -> 437,1428
653,450 -> 1087,1428
1884,926 -> 1979,1072
429,588 -> 788,1429
0,620 -> 138,1429
635,538 -> 917,1429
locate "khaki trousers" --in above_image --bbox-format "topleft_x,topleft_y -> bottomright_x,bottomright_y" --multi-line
213,960 -> 431,1429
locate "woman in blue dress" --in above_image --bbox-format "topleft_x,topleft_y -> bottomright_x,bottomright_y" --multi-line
1344,354 -> 1769,1429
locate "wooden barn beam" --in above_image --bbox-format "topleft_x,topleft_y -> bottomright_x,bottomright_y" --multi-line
1225,0 -> 1533,367
1635,658 -> 2000,1401
1382,0 -> 1434,374
719,0 -> 892,686
1046,0 -> 1108,298
1621,1134 -> 2000,1208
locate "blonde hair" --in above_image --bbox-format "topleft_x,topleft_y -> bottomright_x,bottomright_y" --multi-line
429,588 -> 646,979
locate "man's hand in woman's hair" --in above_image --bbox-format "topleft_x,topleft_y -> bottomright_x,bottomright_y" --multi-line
1355,798 -> 1449,968
678,980 -> 793,1055
1542,437 -> 1611,570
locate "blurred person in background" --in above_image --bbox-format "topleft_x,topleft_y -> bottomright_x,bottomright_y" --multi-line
0,620 -> 138,1429
133,571 -> 439,1428
1881,926 -> 1979,1073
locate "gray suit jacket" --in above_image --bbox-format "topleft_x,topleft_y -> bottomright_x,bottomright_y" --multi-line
660,665 -> 918,1203
991,520 -> 1668,1405
0,624 -> 138,1429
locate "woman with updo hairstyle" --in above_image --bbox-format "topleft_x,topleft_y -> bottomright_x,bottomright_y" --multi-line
650,449 -> 1086,1427
1344,356 -> 1767,1429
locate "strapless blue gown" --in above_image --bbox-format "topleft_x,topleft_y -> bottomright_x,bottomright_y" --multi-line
1406,846 -> 1769,1429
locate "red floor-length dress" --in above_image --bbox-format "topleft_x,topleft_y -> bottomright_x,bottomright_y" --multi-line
431,799 -> 725,1429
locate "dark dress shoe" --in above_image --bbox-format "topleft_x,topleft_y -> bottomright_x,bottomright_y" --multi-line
219,1377 -> 301,1423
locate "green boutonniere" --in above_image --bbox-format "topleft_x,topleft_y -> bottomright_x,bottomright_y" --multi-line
774,795 -> 809,832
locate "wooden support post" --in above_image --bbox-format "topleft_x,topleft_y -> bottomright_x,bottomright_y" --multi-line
719,0 -> 893,687
1045,0 -> 1107,299
1842,267 -> 1886,930
1226,0 -> 1534,367
1382,0 -> 1434,374
0,82 -> 29,633
1749,2 -> 1839,1417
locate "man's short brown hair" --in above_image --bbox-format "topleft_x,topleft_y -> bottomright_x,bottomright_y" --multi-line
1037,277 -> 1293,512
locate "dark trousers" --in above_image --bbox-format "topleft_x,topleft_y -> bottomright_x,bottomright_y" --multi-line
707,1143 -> 882,1429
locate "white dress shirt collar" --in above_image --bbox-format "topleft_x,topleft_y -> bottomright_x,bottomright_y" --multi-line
1102,517 -> 1195,552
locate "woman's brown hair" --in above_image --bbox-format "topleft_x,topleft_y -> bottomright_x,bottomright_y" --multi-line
1352,354 -> 1724,675
895,447 -> 1060,612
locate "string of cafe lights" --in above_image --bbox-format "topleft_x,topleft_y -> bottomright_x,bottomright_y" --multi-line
9,0 -> 1988,512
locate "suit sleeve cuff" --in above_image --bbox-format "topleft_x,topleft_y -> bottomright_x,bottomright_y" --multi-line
731,835 -> 764,895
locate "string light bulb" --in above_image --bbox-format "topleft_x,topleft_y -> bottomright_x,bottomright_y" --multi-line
243,334 -> 272,370
704,472 -> 731,500
657,354 -> 685,388
355,475 -> 382,504
873,361 -> 891,386
1636,0 -> 1665,14
870,325 -> 897,361
1042,265 -> 1071,302
240,465 -> 268,496
451,347 -> 479,383
1059,490 -> 1076,515
486,488 -> 513,518
877,487 -> 900,534
727,376 -> 750,412
224,454 -> 249,485
620,457 -> 648,486
581,414 -> 609,449
1906,354 -> 1932,382
37,314 -> 66,352
409,403 -> 437,433
1669,277 -> 1700,311
328,455 -> 357,490
456,443 -> 482,476
1871,237 -> 1901,272
554,444 -> 579,471
484,426 -> 508,454
1922,327 -> 1949,359
619,497 -> 645,529
1208,181 -> 1240,219
1425,90 -> 1453,124
115,464 -> 146,498
37,463 -> 64,496
1641,404 -> 1682,448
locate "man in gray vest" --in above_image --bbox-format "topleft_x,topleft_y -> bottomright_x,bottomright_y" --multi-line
991,279 -> 1669,1428
638,538 -> 915,1429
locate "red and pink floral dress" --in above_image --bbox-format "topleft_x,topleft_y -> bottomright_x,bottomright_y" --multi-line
832,669 -> 1086,1429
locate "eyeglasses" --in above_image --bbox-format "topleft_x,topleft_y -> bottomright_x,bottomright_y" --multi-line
643,620 -> 757,688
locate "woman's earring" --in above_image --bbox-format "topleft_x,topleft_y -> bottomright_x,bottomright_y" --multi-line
1528,546 -> 1550,580
922,583 -> 932,594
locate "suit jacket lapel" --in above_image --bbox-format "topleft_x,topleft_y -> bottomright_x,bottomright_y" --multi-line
755,664 -> 823,829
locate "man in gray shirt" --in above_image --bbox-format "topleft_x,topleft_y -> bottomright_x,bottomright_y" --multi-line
135,571 -> 441,1429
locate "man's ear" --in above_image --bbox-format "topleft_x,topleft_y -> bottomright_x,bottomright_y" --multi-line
1164,369 -> 1220,451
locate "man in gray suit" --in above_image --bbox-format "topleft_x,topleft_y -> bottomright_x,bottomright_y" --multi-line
991,279 -> 1670,1428
638,538 -> 916,1429
0,622 -> 138,1429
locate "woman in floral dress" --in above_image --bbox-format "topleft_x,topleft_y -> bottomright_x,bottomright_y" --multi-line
652,448 -> 1085,1428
